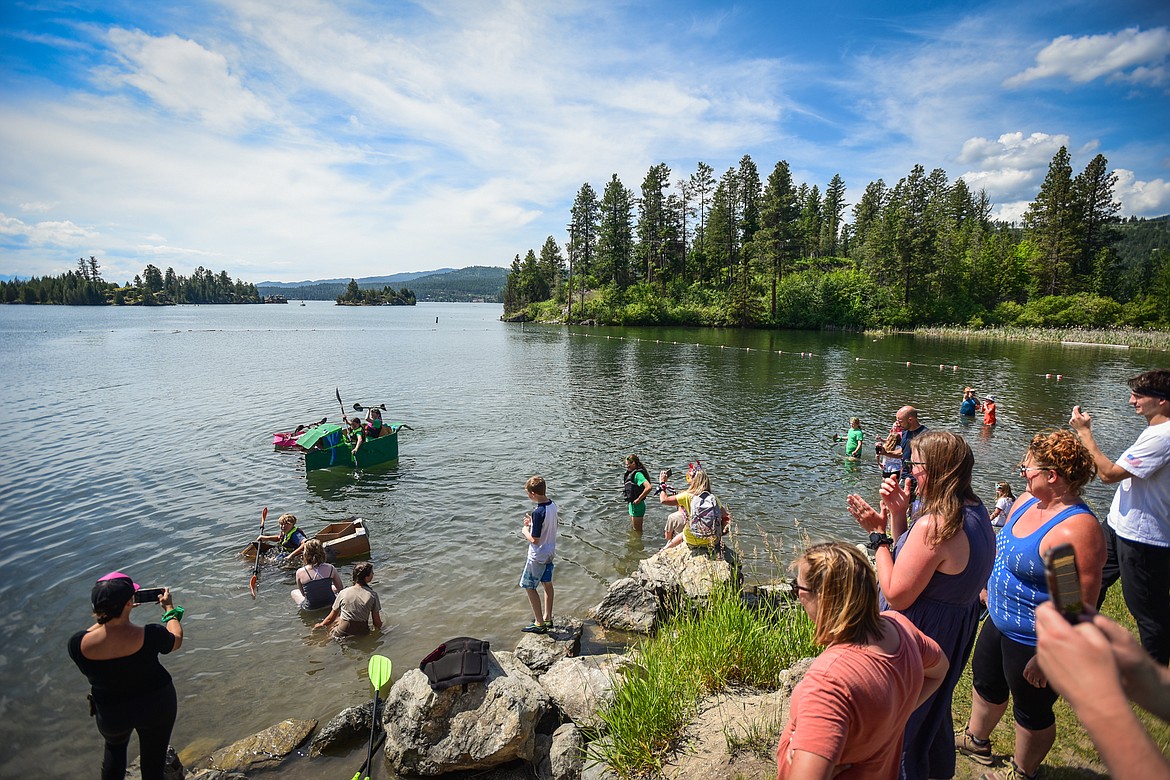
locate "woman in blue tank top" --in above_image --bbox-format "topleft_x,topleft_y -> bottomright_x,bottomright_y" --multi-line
956,430 -> 1106,780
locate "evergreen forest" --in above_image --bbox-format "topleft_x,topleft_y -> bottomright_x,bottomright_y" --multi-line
1,258 -> 262,306
503,148 -> 1170,330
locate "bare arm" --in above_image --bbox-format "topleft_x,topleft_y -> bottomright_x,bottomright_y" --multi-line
782,750 -> 838,780
159,588 -> 183,650
371,609 -> 383,630
1036,603 -> 1170,780
847,497 -> 945,610
315,608 -> 339,630
916,649 -> 949,709
1070,406 -> 1135,484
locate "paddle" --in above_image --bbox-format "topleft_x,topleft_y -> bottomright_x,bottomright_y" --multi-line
352,403 -> 387,412
292,417 -> 328,436
352,654 -> 393,780
249,507 -> 269,598
336,388 -> 347,422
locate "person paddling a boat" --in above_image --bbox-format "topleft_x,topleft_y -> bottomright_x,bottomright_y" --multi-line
257,513 -> 308,560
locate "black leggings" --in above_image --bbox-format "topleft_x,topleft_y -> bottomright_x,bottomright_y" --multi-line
93,682 -> 177,780
971,619 -> 1057,731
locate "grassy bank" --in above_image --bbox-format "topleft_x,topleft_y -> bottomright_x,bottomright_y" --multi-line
891,324 -> 1170,351
589,584 -> 818,777
594,577 -> 1168,778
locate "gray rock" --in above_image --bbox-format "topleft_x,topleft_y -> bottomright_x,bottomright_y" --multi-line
310,699 -> 383,756
382,652 -> 552,776
538,654 -> 632,730
589,577 -> 659,633
548,722 -> 584,780
204,718 -> 317,773
185,772 -> 249,780
125,746 -> 183,780
635,544 -> 737,602
515,617 -> 583,674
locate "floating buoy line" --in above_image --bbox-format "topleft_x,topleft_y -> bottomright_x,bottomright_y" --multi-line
553,329 -> 1071,379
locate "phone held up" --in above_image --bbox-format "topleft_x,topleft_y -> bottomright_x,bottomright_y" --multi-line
1043,543 -> 1084,622
133,587 -> 166,605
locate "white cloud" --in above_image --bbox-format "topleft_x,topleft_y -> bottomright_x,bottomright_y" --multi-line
955,132 -> 1071,204
98,28 -> 275,131
1113,168 -> 1170,215
1006,26 -> 1170,88
0,213 -> 99,245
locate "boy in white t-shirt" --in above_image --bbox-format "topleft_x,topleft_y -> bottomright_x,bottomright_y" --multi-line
519,475 -> 557,634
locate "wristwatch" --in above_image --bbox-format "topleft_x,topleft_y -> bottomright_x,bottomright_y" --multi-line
866,532 -> 894,551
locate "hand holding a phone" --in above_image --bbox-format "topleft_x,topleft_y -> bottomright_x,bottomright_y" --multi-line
1035,602 -> 1115,704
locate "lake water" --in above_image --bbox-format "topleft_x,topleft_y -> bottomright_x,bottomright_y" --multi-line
0,301 -> 1162,777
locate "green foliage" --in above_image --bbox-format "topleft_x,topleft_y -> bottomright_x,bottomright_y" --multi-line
502,152 -> 1168,330
589,584 -> 818,778
1,260 -> 261,306
336,278 -> 417,305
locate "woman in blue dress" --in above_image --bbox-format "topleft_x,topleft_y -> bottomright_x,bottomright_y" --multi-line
847,430 -> 996,780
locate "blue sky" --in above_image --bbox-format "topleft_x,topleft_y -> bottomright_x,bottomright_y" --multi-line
1,0 -> 1168,284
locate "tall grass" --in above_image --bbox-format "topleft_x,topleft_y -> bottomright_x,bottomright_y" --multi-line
589,584 -> 818,778
900,324 -> 1170,351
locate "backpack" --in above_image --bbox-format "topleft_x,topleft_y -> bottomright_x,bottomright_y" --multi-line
687,491 -> 722,540
622,467 -> 650,502
419,637 -> 491,692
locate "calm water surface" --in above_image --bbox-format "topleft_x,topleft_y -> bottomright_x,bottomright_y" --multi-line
0,302 -> 1162,777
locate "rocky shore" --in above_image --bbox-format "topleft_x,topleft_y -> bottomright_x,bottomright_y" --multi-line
142,545 -> 807,780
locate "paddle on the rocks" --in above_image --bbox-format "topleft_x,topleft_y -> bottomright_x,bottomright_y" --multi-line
248,507 -> 268,598
352,654 -> 393,780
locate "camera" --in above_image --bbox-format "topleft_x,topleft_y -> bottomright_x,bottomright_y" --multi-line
875,444 -> 885,454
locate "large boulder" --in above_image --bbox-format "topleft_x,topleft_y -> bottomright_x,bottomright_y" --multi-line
514,617 -> 583,674
589,577 -> 659,633
382,651 -> 551,776
591,545 -> 738,634
203,718 -> 317,773
538,654 -> 632,730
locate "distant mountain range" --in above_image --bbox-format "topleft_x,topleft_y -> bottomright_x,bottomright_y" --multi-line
256,265 -> 507,302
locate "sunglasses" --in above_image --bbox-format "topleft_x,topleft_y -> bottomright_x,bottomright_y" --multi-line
1018,464 -> 1054,476
791,582 -> 815,596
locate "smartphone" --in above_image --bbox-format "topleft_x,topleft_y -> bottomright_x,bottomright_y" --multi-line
133,587 -> 165,605
1043,544 -> 1083,622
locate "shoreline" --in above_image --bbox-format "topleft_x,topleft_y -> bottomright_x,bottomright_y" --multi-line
874,324 -> 1170,351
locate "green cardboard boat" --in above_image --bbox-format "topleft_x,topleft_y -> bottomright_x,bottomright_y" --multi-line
296,422 -> 402,472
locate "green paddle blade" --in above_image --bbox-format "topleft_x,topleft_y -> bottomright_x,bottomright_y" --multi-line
368,654 -> 392,693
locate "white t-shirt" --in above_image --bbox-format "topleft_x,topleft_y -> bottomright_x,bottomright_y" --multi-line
993,496 -> 1014,527
1108,420 -> 1170,547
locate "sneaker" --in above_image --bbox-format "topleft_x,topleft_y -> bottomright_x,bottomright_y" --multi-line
1008,758 -> 1040,780
521,622 -> 547,634
956,729 -> 994,765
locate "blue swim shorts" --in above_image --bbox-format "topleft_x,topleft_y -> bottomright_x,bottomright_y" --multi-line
519,560 -> 554,589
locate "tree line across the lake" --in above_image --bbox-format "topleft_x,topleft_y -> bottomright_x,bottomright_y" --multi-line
503,147 -> 1170,330
0,258 -> 261,306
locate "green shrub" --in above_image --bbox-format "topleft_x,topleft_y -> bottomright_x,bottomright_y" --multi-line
589,584 -> 818,777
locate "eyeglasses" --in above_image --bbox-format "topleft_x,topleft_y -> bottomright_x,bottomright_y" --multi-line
904,460 -> 925,467
1018,464 -> 1054,476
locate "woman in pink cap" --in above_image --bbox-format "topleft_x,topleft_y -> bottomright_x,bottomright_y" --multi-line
67,571 -> 184,780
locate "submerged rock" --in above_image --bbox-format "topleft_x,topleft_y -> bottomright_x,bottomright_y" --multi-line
125,746 -> 183,780
203,718 -> 317,773
310,699 -> 383,756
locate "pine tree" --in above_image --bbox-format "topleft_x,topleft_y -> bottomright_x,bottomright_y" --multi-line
598,174 -> 636,287
1023,147 -> 1079,295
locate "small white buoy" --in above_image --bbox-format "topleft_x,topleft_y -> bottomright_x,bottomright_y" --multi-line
1046,373 -> 1051,379
906,361 -> 912,367
1057,374 -> 1063,381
